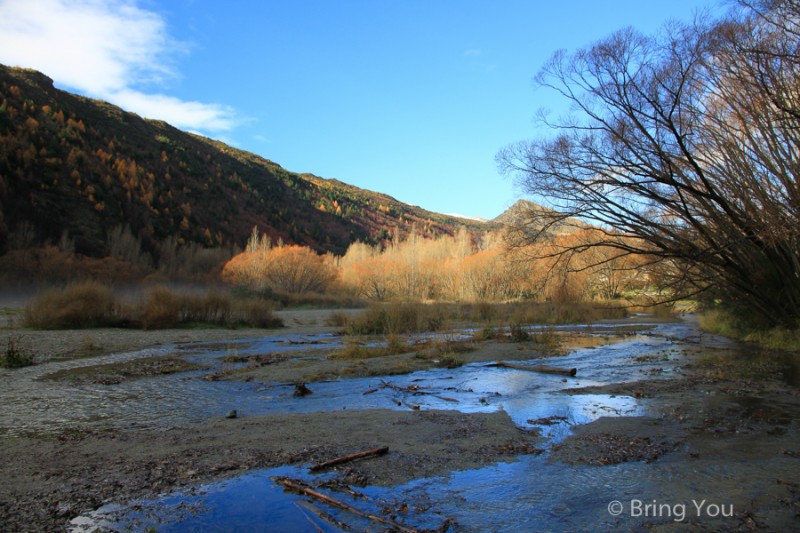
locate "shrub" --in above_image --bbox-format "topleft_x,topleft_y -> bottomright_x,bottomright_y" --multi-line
509,323 -> 532,342
1,336 -> 34,368
182,291 -> 232,325
24,283 -> 282,330
24,281 -> 119,329
230,298 -> 282,328
138,286 -> 183,329
138,287 -> 282,329
346,302 -> 447,335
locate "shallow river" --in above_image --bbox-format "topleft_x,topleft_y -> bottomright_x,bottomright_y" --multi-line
0,321 -> 693,437
3,316 -> 789,531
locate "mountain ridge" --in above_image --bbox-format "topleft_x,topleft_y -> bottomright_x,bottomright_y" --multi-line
0,64 -> 494,260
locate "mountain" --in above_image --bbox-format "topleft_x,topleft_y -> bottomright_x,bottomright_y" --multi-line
0,64 -> 489,260
492,200 -> 589,236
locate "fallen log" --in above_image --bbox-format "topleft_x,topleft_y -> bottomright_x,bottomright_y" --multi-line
488,361 -> 577,377
276,477 -> 417,533
310,446 -> 389,472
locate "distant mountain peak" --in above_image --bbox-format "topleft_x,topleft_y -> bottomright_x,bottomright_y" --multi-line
492,199 -> 588,236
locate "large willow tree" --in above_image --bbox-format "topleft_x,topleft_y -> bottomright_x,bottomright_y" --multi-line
498,0 -> 800,327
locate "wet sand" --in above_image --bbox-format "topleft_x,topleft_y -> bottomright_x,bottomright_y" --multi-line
0,409 -> 539,530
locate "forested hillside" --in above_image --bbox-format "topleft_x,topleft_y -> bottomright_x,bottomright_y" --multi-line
0,64 -> 487,264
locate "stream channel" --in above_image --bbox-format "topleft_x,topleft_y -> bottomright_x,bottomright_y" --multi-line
0,316 -> 774,531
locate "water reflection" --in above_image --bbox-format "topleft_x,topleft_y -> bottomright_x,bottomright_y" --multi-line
56,318 -> 729,530
79,444 -> 799,532
0,322 -> 682,436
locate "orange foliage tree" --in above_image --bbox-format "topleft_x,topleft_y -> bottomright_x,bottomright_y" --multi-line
222,244 -> 338,295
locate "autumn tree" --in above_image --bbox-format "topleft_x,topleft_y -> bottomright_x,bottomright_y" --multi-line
223,244 -> 338,295
498,0 -> 800,327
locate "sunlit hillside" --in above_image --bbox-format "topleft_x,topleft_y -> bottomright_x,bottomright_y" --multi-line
0,64 -> 490,264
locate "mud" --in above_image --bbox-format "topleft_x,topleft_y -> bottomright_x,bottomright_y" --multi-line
0,409 -> 538,531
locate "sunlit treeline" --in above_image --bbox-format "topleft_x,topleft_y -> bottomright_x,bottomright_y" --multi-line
222,227 -> 653,303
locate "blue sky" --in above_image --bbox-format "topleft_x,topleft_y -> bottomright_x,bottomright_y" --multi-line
0,0 -> 724,219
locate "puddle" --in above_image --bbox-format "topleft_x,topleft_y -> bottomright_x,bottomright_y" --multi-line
71,467 -> 347,533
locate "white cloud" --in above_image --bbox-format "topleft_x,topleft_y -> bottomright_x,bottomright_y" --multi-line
0,0 -> 237,134
112,89 -> 237,132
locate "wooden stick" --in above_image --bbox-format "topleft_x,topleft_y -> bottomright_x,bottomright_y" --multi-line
276,477 -> 417,533
435,396 -> 459,403
488,361 -> 577,376
310,446 -> 389,472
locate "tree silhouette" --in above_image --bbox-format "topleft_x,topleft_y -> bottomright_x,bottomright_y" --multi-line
498,0 -> 800,327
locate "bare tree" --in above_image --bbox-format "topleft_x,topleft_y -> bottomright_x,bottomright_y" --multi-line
498,0 -> 800,327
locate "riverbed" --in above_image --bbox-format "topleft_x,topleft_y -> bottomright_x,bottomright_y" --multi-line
1,312 -> 798,531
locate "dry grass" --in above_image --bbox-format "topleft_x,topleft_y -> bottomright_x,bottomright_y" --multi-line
343,302 -> 447,335
700,308 -> 800,352
339,300 -> 628,337
328,336 -> 412,360
24,281 -> 119,329
23,282 -> 282,330
506,301 -> 627,325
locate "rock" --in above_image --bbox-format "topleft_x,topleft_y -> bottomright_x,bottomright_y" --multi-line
293,383 -> 313,397
225,410 -> 237,419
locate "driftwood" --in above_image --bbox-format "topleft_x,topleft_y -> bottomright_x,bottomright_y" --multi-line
276,477 -> 417,533
489,361 -> 577,377
435,396 -> 459,403
310,446 -> 389,472
380,380 -> 433,395
527,415 -> 569,425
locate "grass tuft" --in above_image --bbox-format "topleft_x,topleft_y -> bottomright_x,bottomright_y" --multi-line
1,335 -> 34,368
